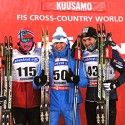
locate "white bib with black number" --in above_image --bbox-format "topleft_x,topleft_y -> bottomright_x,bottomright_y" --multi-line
12,48 -> 41,82
83,53 -> 98,82
53,58 -> 69,86
83,50 -> 115,83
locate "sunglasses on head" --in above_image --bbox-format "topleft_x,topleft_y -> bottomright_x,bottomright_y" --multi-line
21,38 -> 33,43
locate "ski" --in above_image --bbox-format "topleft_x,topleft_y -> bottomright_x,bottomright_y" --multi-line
40,27 -> 49,125
0,43 -> 5,106
0,43 -> 5,125
1,36 -> 13,125
96,23 -> 116,125
96,23 -> 110,125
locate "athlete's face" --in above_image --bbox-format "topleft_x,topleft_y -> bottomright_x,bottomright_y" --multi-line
20,39 -> 34,52
53,42 -> 67,51
82,37 -> 96,50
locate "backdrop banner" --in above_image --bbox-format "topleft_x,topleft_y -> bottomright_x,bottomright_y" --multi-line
0,0 -> 125,125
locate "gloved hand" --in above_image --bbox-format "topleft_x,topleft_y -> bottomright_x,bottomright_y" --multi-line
65,68 -> 74,82
103,79 -> 120,91
72,75 -> 80,85
71,38 -> 85,58
65,68 -> 80,85
34,70 -> 47,86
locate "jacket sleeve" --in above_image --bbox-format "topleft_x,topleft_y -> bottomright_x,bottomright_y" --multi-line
32,64 -> 42,89
110,49 -> 125,86
78,61 -> 89,87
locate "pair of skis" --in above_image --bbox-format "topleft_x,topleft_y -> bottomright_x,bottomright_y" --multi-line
96,23 -> 114,125
0,36 -> 13,125
40,27 -> 50,125
1,36 -> 13,125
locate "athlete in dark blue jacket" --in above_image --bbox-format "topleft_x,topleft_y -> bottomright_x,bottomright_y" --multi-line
71,26 -> 125,125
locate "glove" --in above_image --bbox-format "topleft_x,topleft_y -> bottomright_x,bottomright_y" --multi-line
65,68 -> 80,85
65,68 -> 74,82
71,38 -> 85,58
103,79 -> 120,91
72,75 -> 80,85
34,70 -> 47,86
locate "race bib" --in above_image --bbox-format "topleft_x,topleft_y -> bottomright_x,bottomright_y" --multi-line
53,58 -> 69,86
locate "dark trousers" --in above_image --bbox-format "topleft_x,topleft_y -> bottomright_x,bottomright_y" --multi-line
12,106 -> 41,125
85,100 -> 116,125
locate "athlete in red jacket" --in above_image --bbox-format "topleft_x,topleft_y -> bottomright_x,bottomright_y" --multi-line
11,29 -> 41,125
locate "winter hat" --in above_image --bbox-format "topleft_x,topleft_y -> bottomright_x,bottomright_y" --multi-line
17,29 -> 35,54
81,27 -> 97,39
52,26 -> 68,44
18,29 -> 34,43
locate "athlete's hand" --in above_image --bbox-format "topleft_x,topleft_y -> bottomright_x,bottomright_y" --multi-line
72,75 -> 79,85
103,79 -> 120,91
71,37 -> 85,58
65,68 -> 79,85
65,68 -> 74,82
34,70 -> 47,86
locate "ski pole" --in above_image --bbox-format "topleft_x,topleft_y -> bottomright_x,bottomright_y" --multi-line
73,35 -> 82,125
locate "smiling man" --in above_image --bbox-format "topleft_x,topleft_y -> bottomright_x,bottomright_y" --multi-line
33,26 -> 88,125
